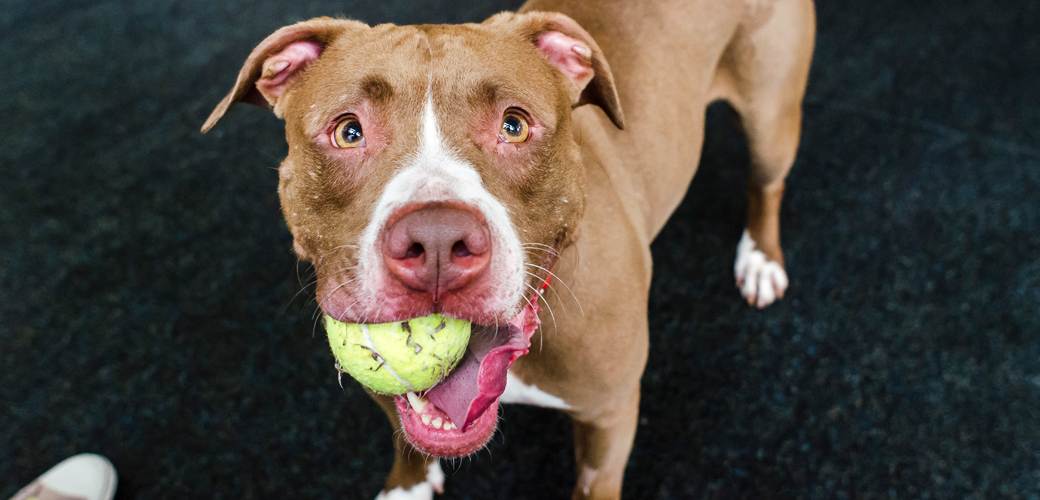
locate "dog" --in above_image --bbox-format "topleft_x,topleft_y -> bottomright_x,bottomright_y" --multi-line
201,0 -> 814,497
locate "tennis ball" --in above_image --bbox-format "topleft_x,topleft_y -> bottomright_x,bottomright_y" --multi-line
325,314 -> 471,395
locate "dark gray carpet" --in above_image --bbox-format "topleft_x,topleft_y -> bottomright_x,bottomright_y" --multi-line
2,0 -> 1039,498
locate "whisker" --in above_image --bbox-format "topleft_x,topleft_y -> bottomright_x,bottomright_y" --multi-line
294,262 -> 361,317
283,278 -> 318,315
295,259 -> 306,287
521,243 -> 562,259
524,270 -> 567,316
311,304 -> 325,338
525,263 -> 584,318
311,292 -> 361,338
318,277 -> 360,312
537,292 -> 560,345
520,249 -> 556,257
521,242 -> 558,251
523,283 -> 557,352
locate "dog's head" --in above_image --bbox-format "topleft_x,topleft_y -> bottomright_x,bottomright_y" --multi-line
203,12 -> 623,457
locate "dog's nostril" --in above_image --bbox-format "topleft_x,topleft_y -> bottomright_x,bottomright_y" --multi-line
405,242 -> 424,259
382,206 -> 492,293
451,240 -> 473,258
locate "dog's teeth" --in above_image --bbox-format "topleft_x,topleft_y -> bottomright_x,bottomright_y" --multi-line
445,422 -> 455,431
421,414 -> 432,425
432,417 -> 443,429
406,392 -> 429,413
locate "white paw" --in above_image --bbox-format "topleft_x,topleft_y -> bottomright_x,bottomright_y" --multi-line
375,461 -> 444,500
734,231 -> 789,308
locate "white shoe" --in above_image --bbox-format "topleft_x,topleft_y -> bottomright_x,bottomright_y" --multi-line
9,454 -> 117,500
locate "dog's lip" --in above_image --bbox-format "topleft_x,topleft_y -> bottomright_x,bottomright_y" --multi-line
391,289 -> 545,457
318,281 -> 529,326
395,396 -> 501,458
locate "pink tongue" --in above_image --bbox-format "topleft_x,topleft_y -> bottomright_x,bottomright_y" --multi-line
426,314 -> 533,430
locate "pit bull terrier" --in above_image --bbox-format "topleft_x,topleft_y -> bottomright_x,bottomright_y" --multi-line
201,0 -> 815,498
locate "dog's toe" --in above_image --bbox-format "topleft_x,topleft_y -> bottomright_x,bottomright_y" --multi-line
734,231 -> 788,308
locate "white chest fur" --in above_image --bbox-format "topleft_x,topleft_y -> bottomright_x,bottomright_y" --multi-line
499,371 -> 571,409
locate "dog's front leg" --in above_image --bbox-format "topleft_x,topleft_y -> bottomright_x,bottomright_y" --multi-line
570,387 -> 641,500
720,0 -> 816,308
368,392 -> 444,500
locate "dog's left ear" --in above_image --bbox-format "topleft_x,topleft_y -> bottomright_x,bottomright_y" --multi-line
489,11 -> 625,130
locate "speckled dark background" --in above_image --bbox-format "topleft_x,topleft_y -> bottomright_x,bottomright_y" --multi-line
2,0 -> 1039,498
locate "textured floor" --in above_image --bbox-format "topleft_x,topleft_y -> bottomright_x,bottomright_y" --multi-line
2,0 -> 1039,498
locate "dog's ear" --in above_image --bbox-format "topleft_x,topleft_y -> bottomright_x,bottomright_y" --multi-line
201,18 -> 365,133
489,11 -> 625,130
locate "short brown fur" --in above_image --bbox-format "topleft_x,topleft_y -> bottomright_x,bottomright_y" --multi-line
203,0 -> 814,497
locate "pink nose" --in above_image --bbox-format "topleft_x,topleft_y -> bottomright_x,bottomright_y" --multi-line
382,206 -> 492,297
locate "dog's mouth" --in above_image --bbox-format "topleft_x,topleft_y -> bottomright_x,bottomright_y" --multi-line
388,287 -> 544,457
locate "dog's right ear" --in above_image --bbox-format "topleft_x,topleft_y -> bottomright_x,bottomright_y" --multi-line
201,18 -> 364,133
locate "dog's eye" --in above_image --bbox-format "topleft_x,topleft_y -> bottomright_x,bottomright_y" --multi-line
499,110 -> 530,143
331,116 -> 365,148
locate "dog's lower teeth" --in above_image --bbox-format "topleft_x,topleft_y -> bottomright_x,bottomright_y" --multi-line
413,404 -> 455,430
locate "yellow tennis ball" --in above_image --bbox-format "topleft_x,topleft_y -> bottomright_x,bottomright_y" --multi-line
325,314 -> 471,395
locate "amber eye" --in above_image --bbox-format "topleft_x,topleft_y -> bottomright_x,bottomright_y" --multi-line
499,110 -> 530,143
331,116 -> 365,148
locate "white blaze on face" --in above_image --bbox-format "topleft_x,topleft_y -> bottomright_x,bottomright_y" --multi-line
356,95 -> 526,317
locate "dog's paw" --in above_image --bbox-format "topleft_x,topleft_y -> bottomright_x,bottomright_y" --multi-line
734,231 -> 788,308
375,461 -> 444,500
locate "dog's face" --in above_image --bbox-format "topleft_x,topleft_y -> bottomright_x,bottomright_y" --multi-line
203,12 -> 622,457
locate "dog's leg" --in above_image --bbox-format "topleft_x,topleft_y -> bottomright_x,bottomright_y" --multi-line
718,0 -> 816,308
569,388 -> 640,500
369,392 -> 444,500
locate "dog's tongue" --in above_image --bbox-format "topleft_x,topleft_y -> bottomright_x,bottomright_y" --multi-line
426,302 -> 540,430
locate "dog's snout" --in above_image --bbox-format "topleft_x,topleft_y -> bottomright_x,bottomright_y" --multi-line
382,206 -> 492,297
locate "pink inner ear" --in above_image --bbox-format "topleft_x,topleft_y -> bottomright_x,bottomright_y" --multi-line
255,41 -> 323,103
536,31 -> 595,90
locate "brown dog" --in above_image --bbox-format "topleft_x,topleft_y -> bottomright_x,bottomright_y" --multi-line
202,0 -> 814,498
